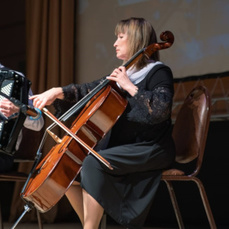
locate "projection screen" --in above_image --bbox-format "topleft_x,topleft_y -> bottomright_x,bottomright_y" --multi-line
75,0 -> 229,82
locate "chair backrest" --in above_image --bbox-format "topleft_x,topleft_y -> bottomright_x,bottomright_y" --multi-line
172,86 -> 211,175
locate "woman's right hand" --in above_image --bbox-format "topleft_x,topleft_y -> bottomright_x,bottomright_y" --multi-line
30,87 -> 64,110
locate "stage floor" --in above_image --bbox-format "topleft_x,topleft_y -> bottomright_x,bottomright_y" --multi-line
2,222 -> 222,229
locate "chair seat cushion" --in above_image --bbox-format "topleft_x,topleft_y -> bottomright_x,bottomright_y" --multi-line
162,168 -> 184,176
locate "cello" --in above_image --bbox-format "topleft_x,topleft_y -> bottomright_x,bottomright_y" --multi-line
15,31 -> 174,224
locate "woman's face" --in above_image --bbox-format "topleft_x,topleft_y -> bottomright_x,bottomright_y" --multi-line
113,32 -> 130,61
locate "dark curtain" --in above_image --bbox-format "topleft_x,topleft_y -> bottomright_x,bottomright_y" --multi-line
9,0 -> 77,223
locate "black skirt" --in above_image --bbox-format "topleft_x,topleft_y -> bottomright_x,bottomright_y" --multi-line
80,137 -> 175,229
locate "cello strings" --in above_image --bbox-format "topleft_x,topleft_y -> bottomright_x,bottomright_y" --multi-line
46,46 -> 147,132
42,107 -> 113,170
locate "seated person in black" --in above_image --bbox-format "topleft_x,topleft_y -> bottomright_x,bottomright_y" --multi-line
30,18 -> 175,229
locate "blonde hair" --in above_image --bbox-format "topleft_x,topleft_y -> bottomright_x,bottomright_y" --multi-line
115,17 -> 159,70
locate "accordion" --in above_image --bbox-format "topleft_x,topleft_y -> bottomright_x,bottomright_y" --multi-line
0,69 -> 31,156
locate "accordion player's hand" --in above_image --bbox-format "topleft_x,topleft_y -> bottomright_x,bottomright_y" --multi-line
0,98 -> 20,118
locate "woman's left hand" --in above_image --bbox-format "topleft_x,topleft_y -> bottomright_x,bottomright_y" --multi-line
107,66 -> 138,96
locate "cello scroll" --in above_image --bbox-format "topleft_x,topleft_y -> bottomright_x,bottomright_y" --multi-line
124,31 -> 174,69
144,31 -> 174,59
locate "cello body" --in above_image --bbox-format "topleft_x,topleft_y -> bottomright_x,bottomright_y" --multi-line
22,84 -> 127,212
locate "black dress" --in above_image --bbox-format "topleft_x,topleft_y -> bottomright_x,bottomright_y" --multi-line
54,64 -> 176,229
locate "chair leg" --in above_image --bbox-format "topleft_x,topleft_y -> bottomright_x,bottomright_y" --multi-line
36,209 -> 43,229
163,180 -> 185,229
99,213 -> 107,229
0,201 -> 3,229
192,177 -> 217,229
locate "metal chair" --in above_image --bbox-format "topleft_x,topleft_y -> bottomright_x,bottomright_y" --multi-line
0,128 -> 43,229
162,85 -> 216,228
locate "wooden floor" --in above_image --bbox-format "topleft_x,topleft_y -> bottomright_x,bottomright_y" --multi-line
3,222 -> 175,229
3,222 -> 225,229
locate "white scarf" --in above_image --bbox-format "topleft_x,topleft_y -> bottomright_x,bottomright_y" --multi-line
127,61 -> 163,85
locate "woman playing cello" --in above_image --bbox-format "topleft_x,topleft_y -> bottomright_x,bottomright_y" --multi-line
31,17 -> 176,229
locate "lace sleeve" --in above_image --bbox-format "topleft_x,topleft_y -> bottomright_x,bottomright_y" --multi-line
62,78 -> 105,102
53,78 -> 105,117
127,86 -> 173,125
127,65 -> 174,125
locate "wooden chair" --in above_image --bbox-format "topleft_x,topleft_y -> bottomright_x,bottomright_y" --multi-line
161,85 -> 216,228
0,128 -> 43,229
